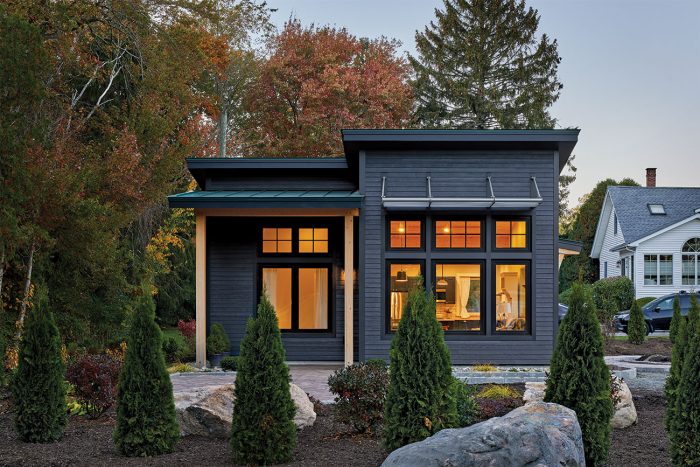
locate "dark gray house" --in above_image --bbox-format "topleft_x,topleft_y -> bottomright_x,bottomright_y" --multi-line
169,129 -> 579,366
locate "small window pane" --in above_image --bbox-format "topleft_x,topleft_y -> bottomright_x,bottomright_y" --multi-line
644,255 -> 658,285
262,268 -> 292,329
262,228 -> 277,240
511,221 -> 527,235
298,268 -> 328,329
496,235 -> 511,249
434,263 -> 481,332
495,221 -> 511,235
434,220 -> 481,249
299,228 -> 313,241
389,220 -> 421,249
659,255 -> 674,285
262,241 -> 277,253
278,228 -> 292,240
299,241 -> 313,253
451,235 -> 466,248
511,235 -> 527,249
314,228 -> 328,240
278,241 -> 292,253
495,264 -> 527,332
314,241 -> 328,253
262,228 -> 293,253
436,235 -> 450,248
389,264 -> 422,330
683,255 -> 698,285
298,228 -> 329,254
495,220 -> 527,249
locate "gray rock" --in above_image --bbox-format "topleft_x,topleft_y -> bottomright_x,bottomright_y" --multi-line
381,402 -> 585,467
174,383 -> 316,438
611,378 -> 637,429
523,381 -> 546,403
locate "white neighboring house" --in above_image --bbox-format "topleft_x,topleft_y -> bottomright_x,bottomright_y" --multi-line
591,177 -> 700,299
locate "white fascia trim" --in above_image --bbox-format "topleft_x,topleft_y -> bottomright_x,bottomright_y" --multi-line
591,192 -> 615,259
629,214 -> 700,247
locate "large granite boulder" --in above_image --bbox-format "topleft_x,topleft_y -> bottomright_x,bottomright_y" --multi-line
174,383 -> 316,438
381,402 -> 584,467
611,378 -> 637,429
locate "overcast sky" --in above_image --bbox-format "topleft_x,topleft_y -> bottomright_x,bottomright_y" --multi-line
267,0 -> 700,205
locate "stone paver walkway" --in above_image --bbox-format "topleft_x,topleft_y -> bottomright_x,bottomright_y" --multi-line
171,364 -> 341,403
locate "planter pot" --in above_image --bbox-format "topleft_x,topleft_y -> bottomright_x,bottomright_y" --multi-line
209,353 -> 224,368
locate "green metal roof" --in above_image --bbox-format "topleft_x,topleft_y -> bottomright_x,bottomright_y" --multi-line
168,190 -> 363,209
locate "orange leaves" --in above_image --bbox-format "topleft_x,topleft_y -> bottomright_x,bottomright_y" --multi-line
242,19 -> 413,157
199,30 -> 232,80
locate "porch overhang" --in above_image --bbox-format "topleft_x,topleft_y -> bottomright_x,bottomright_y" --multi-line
168,190 -> 363,209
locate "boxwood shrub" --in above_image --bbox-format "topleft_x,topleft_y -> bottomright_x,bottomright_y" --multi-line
220,356 -> 240,371
592,276 -> 634,312
328,359 -> 388,434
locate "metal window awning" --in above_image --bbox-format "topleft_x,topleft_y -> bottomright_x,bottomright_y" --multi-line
381,176 -> 543,210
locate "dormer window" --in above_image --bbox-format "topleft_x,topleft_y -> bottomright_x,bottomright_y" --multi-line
648,204 -> 666,215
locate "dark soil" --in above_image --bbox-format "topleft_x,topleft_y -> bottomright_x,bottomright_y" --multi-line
0,391 -> 386,467
0,385 -> 672,466
606,390 -> 671,467
605,337 -> 672,357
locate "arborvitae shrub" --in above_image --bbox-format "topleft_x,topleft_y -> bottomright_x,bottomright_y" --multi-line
230,293 -> 296,465
671,297 -> 700,465
328,359 -> 389,433
452,377 -> 478,427
544,283 -> 613,466
384,279 -> 456,451
627,299 -> 646,345
206,323 -> 230,355
12,291 -> 67,442
666,311 -> 687,435
669,295 -> 682,344
113,292 -> 180,456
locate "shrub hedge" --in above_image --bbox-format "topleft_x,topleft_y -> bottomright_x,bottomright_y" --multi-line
220,356 -> 240,371
591,276 -> 634,312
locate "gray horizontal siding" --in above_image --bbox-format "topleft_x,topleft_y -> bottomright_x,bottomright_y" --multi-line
207,217 -> 357,362
361,150 -> 558,365
207,176 -> 355,191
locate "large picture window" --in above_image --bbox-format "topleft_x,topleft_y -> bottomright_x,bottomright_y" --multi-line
494,263 -> 528,332
682,238 -> 700,286
434,263 -> 482,332
435,220 -> 481,249
644,254 -> 673,285
388,263 -> 422,331
261,266 -> 330,331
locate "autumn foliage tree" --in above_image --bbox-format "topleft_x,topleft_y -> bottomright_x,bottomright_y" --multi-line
241,20 -> 413,157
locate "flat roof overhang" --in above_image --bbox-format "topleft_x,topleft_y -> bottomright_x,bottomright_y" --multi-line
342,129 -> 580,173
168,190 -> 363,209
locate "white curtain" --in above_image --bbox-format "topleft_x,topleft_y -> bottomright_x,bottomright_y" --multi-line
262,268 -> 277,307
315,269 -> 328,328
457,277 -> 471,318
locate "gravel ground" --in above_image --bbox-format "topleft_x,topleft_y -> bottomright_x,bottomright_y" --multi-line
626,371 -> 668,392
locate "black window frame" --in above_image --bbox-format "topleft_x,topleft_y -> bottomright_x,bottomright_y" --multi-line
258,224 -> 333,257
492,260 -> 531,335
385,260 -> 425,333
492,216 -> 531,252
257,263 -> 333,333
433,217 -> 485,251
386,217 -> 425,251
431,259 -> 486,334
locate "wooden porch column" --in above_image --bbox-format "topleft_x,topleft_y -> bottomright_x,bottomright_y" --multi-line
195,210 -> 207,368
344,211 -> 354,367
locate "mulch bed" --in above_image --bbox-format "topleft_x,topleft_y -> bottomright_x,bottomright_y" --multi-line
0,385 -> 673,466
606,390 -> 670,467
605,337 -> 672,357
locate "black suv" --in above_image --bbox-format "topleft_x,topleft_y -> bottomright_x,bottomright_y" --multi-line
615,291 -> 700,334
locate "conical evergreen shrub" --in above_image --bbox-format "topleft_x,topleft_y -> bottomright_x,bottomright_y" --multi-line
669,295 -> 682,344
230,292 -> 296,465
384,279 -> 456,451
627,299 -> 646,345
544,283 -> 613,466
113,291 -> 179,456
12,290 -> 66,442
670,294 -> 700,464
665,310 -> 687,434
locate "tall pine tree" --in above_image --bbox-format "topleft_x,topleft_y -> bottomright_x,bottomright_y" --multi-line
410,0 -> 562,129
544,283 -> 613,466
384,279 -> 456,451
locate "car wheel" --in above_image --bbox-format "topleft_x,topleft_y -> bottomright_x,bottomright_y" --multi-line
646,322 -> 653,335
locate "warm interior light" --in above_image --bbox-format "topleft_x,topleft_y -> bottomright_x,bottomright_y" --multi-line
436,277 -> 448,289
396,270 -> 408,282
443,227 -> 450,233
398,227 -> 405,233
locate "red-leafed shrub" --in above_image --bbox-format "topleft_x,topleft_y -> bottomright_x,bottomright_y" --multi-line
177,319 -> 196,350
66,354 -> 122,419
328,359 -> 389,433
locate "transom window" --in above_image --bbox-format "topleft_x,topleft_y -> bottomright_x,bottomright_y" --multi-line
644,254 -> 673,285
495,220 -> 528,249
435,221 -> 481,249
262,228 -> 292,253
389,220 -> 421,249
299,228 -> 328,253
682,238 -> 700,285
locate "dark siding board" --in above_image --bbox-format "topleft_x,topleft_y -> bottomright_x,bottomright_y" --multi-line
208,176 -> 355,191
361,150 -> 557,365
206,217 -> 350,362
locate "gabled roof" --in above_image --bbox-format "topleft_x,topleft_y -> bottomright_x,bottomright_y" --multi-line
591,186 -> 700,257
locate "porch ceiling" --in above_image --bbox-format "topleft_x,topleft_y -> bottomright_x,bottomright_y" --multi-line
168,190 -> 363,209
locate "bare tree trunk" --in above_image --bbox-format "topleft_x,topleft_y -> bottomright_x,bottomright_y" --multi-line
16,243 -> 36,340
218,106 -> 228,158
